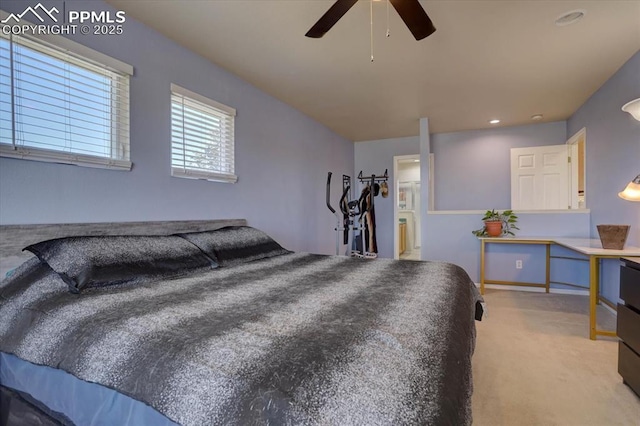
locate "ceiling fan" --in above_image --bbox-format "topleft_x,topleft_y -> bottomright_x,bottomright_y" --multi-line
305,0 -> 436,41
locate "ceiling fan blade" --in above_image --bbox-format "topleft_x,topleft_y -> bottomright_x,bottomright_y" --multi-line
389,0 -> 436,40
305,0 -> 359,38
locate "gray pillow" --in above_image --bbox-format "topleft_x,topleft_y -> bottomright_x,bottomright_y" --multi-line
177,226 -> 291,267
24,235 -> 214,293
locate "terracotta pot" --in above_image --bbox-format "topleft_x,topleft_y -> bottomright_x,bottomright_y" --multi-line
485,221 -> 503,237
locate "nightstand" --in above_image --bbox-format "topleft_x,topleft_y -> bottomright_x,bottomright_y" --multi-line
618,257 -> 640,397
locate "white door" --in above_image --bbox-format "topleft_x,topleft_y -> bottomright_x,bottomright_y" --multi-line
569,143 -> 579,209
510,145 -> 570,210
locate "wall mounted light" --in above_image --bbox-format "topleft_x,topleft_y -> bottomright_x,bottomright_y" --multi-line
619,174 -> 640,202
622,98 -> 640,121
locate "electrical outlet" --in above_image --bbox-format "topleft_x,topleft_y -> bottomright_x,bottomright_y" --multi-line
516,260 -> 523,269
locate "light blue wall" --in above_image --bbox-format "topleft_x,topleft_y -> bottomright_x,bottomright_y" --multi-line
354,51 -> 639,302
567,50 -> 640,303
354,122 -> 574,259
567,51 -> 640,247
423,212 -> 590,284
431,121 -> 567,210
353,136 -> 420,258
0,0 -> 354,255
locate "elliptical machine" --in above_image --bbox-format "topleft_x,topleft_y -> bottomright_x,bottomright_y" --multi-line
326,170 -> 388,258
326,172 -> 357,256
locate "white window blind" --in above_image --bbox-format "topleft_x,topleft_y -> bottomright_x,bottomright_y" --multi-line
171,84 -> 237,183
0,33 -> 131,169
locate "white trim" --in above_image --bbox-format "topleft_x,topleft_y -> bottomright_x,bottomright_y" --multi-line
566,127 -> 587,209
170,86 -> 236,183
428,153 -> 435,211
476,284 -> 546,293
474,284 -> 619,316
549,288 -> 588,296
0,10 -> 133,75
393,157 -> 400,260
566,127 -> 586,146
170,83 -> 236,116
171,167 -> 237,183
393,154 -> 421,260
427,209 -> 590,215
429,210 -> 489,215
0,144 -> 132,170
0,30 -> 131,170
475,283 -> 589,295
601,302 -> 618,316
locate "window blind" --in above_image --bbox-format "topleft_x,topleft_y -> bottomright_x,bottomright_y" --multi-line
171,84 -> 237,183
0,33 -> 131,170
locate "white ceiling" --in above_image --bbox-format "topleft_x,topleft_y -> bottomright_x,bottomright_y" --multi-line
106,0 -> 640,141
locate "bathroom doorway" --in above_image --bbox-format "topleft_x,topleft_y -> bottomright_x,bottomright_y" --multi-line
394,155 -> 421,260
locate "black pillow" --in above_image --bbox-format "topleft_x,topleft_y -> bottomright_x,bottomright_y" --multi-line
177,226 -> 291,267
24,235 -> 214,293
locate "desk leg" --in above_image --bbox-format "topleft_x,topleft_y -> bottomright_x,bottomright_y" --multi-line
480,239 -> 485,295
595,257 -> 601,305
589,256 -> 597,340
545,243 -> 550,293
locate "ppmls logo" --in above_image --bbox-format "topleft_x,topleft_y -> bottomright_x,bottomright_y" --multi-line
2,3 -> 126,36
1,3 -> 59,24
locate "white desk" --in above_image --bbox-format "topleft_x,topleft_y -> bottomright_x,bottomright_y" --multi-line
479,237 -> 640,340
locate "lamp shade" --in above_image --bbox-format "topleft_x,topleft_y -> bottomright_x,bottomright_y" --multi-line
619,175 -> 640,201
622,98 -> 640,121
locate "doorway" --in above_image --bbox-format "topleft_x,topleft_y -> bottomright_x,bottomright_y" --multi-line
566,128 -> 586,209
394,155 -> 421,260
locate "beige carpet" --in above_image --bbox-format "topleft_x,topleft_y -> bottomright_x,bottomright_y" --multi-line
472,289 -> 640,426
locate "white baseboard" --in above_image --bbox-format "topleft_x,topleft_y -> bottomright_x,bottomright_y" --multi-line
476,283 -> 588,296
474,283 -> 619,316
600,303 -> 618,316
549,288 -> 589,296
474,283 -> 550,293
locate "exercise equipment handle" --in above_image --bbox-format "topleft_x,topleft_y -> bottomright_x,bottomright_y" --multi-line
339,185 -> 350,215
326,172 -> 336,214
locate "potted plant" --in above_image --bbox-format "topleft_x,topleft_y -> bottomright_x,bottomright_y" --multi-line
472,209 -> 519,237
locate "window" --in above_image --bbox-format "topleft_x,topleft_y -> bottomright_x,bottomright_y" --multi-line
0,33 -> 132,169
171,84 -> 237,183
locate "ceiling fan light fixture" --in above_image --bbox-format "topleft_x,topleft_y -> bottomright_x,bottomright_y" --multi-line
555,9 -> 586,27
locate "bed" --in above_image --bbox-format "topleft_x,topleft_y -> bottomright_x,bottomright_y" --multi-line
0,220 -> 483,426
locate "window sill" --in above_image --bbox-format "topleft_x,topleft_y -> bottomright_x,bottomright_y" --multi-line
427,209 -> 591,215
0,145 -> 132,171
171,168 -> 237,183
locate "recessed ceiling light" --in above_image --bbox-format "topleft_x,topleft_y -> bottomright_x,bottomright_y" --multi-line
531,114 -> 543,121
413,159 -> 419,162
489,119 -> 500,124
555,9 -> 586,26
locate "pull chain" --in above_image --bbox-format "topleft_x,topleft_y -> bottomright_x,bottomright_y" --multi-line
386,0 -> 390,37
370,0 -> 374,62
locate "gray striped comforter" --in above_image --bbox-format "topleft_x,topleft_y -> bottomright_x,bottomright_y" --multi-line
0,253 -> 481,425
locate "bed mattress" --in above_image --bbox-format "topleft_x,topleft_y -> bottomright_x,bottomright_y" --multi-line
1,251 -> 481,425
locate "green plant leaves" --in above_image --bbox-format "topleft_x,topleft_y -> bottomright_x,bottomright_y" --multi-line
472,209 -> 519,237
